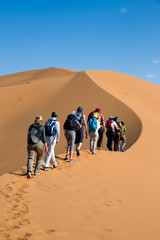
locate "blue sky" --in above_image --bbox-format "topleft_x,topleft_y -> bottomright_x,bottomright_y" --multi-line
0,0 -> 159,85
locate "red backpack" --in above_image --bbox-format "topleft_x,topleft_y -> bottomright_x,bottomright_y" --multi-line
107,120 -> 114,131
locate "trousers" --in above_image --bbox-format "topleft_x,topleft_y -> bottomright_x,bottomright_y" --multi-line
89,131 -> 98,154
43,137 -> 57,168
27,141 -> 44,173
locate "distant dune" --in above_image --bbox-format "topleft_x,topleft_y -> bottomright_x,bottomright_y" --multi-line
0,68 -> 160,240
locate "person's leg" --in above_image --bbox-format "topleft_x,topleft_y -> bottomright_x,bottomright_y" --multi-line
65,131 -> 70,159
108,132 -> 112,150
76,128 -> 84,156
27,144 -> 35,176
69,131 -> 76,161
97,127 -> 103,148
50,138 -> 57,167
89,132 -> 94,153
34,141 -> 44,174
110,132 -> 115,151
92,131 -> 98,154
42,143 -> 51,168
114,134 -> 119,151
121,136 -> 126,151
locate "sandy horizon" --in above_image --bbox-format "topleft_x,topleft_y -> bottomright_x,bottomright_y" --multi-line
0,67 -> 160,240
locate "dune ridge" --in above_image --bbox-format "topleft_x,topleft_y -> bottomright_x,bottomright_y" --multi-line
0,68 -> 142,175
0,67 -> 160,240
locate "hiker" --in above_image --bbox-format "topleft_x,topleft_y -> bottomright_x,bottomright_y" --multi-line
119,121 -> 127,152
42,111 -> 60,171
113,116 -> 122,151
27,116 -> 48,178
88,113 -> 100,155
75,107 -> 88,156
63,111 -> 81,162
105,116 -> 119,151
88,108 -> 105,150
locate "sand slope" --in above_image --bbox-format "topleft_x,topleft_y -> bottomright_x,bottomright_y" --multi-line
0,68 -> 141,175
0,68 -> 160,240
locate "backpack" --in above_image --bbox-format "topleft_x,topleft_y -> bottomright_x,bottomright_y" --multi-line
107,120 -> 114,132
88,118 -> 97,132
76,112 -> 83,126
45,119 -> 57,136
88,111 -> 100,122
28,125 -> 40,144
115,121 -> 123,136
64,114 -> 77,131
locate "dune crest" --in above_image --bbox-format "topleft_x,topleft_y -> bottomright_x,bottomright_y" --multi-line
0,68 -> 142,175
0,67 -> 160,240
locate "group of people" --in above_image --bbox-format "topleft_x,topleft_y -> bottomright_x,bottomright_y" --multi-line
27,107 -> 126,178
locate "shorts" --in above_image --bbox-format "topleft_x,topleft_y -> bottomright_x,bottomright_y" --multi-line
75,127 -> 84,144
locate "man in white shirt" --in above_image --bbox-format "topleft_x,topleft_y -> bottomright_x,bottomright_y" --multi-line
42,111 -> 60,170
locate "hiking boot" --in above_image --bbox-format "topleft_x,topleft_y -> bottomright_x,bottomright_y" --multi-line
76,149 -> 80,156
64,155 -> 69,160
69,159 -> 75,163
34,172 -> 41,176
27,171 -> 32,179
53,162 -> 57,168
43,167 -> 50,171
98,147 -> 102,150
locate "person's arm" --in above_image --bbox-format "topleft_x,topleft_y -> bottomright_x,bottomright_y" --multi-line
42,127 -> 48,153
56,121 -> 60,143
101,114 -> 105,132
114,122 -> 119,130
83,116 -> 89,137
76,121 -> 81,131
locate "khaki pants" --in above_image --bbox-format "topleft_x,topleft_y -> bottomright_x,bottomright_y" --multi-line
89,131 -> 98,154
27,141 -> 44,173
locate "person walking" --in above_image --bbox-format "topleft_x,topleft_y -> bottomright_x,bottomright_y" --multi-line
75,107 -> 88,156
88,113 -> 100,155
88,108 -> 105,150
42,111 -> 60,171
27,116 -> 48,178
119,121 -> 127,152
114,116 -> 122,151
105,116 -> 119,151
64,111 -> 81,162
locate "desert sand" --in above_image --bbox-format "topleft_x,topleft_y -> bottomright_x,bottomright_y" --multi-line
0,67 -> 160,240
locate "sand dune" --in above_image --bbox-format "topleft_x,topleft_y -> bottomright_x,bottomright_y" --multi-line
0,68 -> 160,240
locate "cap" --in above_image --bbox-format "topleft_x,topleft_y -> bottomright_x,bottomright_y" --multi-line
115,116 -> 119,121
109,116 -> 113,120
95,108 -> 100,113
52,111 -> 58,117
77,106 -> 83,112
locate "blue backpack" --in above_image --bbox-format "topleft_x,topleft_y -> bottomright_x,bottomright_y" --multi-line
89,118 -> 97,132
45,119 -> 56,136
